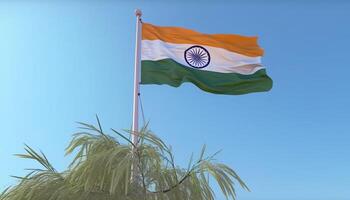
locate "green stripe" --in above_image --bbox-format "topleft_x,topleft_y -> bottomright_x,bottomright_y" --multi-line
141,59 -> 273,95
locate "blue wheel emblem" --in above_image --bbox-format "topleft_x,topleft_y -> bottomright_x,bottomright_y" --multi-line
184,45 -> 210,68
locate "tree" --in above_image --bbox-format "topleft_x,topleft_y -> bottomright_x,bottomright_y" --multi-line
0,116 -> 249,200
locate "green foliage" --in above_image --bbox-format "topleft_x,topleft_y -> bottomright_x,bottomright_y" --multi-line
1,117 -> 249,200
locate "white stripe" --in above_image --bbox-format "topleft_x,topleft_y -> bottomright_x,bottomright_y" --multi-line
141,40 -> 264,75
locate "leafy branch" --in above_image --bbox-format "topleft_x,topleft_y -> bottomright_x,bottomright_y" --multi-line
1,117 -> 249,200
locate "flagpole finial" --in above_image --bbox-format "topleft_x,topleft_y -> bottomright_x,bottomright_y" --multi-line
135,9 -> 142,17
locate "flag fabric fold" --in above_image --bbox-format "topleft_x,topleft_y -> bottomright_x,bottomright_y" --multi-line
140,23 -> 272,95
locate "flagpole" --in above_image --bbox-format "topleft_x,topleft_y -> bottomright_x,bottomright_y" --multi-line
131,9 -> 142,182
132,9 -> 142,147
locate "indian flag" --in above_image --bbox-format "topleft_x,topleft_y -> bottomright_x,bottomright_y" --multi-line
141,23 -> 273,95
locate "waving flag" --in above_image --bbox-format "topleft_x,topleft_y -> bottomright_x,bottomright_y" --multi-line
140,23 -> 272,95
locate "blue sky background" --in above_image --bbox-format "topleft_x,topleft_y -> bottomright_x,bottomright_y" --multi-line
1,1 -> 349,200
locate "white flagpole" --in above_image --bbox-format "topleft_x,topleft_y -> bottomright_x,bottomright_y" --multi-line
132,9 -> 142,147
130,9 -> 142,183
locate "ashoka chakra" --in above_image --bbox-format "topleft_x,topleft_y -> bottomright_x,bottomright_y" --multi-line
184,45 -> 210,68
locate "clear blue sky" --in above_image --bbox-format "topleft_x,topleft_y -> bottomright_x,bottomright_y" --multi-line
1,1 -> 349,200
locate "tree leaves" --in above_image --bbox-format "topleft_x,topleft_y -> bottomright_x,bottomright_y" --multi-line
1,118 -> 249,200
